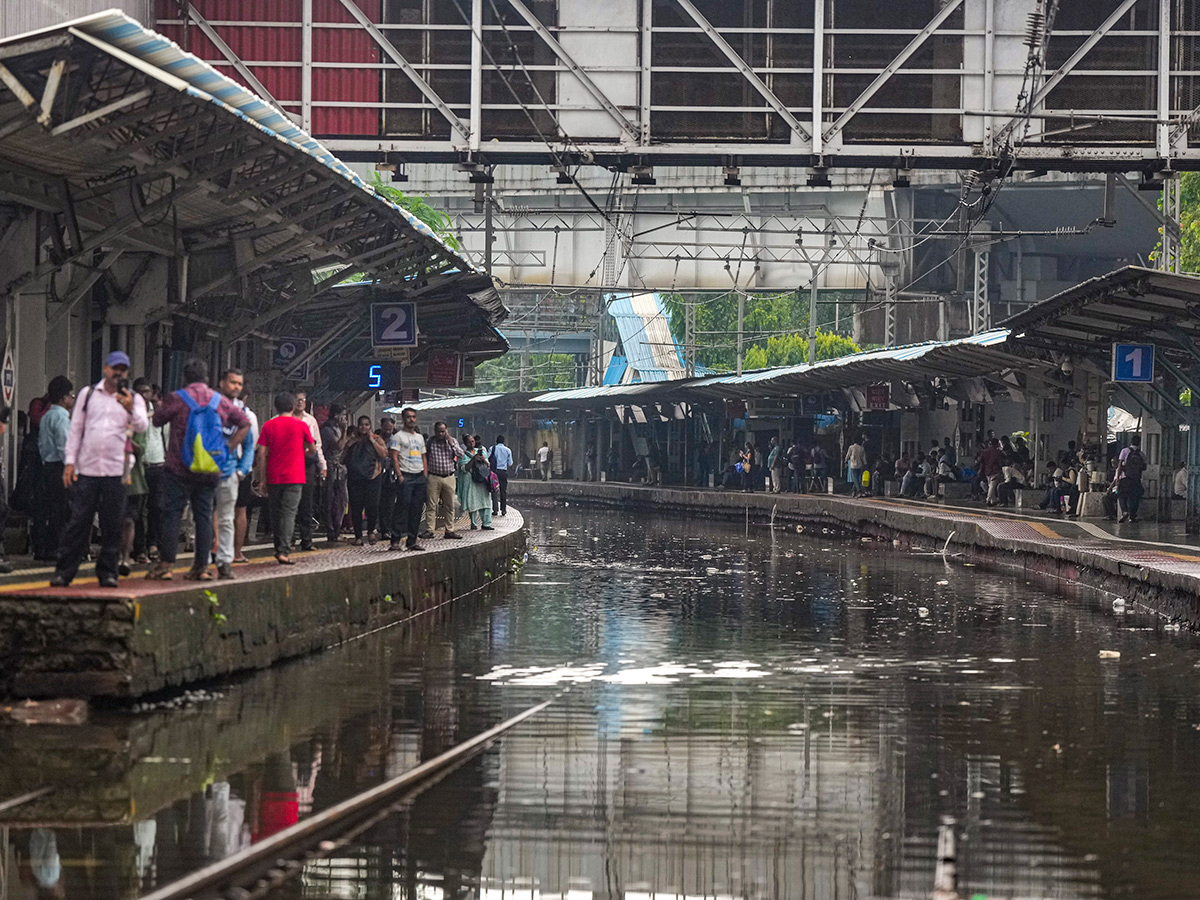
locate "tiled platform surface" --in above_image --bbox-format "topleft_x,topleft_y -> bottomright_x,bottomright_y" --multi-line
0,508 -> 523,599
512,480 -> 1200,624
0,510 -> 525,698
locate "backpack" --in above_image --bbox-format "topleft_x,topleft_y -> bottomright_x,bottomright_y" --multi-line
1123,446 -> 1147,479
177,390 -> 229,475
470,454 -> 490,484
486,469 -> 499,494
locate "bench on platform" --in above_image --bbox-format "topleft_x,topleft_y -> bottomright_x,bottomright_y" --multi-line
940,482 -> 972,500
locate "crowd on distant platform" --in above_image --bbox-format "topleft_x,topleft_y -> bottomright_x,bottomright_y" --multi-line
6,354 -> 515,589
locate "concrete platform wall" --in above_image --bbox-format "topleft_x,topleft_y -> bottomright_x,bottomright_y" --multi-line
0,524 -> 526,699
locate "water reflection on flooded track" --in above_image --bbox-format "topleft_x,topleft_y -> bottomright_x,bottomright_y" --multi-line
5,507 -> 1200,899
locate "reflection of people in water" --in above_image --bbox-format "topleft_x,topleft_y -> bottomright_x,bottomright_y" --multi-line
20,829 -> 64,899
203,782 -> 248,861
252,752 -> 299,842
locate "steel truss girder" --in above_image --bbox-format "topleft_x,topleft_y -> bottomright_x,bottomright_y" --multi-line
505,0 -> 639,142
823,0 -> 966,145
670,0 -> 809,143
332,0 -> 470,141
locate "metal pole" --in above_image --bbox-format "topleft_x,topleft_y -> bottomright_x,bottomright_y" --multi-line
811,0 -> 824,153
1188,408 -> 1200,534
736,292 -> 745,375
301,0 -> 312,131
807,265 -> 819,364
469,0 -> 483,152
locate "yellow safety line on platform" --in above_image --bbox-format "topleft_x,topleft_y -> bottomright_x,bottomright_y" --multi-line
0,562 -> 197,594
1026,522 -> 1063,540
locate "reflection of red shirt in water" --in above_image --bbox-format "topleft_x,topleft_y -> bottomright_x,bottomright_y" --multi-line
253,792 -> 299,842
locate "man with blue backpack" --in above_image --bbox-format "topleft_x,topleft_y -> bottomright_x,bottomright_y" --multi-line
146,358 -> 251,581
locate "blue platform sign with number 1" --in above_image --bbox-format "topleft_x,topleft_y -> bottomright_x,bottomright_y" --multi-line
371,302 -> 418,347
1112,342 -> 1154,383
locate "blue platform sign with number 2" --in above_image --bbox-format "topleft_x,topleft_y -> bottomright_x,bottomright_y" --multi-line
371,302 -> 418,347
1112,342 -> 1154,383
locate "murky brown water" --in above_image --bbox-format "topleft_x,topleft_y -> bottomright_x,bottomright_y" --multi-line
4,507 -> 1200,899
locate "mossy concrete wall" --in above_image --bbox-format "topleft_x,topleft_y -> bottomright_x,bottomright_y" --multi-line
0,526 -> 525,699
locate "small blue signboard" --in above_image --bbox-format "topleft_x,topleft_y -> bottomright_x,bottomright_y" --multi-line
371,301 -> 418,347
1112,342 -> 1154,383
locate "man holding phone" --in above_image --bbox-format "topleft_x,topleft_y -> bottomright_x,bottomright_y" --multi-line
49,351 -> 148,588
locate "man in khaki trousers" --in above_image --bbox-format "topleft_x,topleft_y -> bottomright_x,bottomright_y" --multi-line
421,421 -> 462,539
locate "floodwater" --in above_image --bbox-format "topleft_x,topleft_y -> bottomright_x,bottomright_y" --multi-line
4,508 -> 1200,900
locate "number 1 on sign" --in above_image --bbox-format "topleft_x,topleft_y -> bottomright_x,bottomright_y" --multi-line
1125,347 -> 1143,379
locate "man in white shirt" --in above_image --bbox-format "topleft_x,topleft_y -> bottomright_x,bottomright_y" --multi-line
537,442 -> 552,481
134,378 -> 166,562
292,390 -> 325,551
387,407 -> 427,551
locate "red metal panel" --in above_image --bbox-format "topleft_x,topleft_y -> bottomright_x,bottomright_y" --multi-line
313,0 -> 380,136
154,0 -> 381,135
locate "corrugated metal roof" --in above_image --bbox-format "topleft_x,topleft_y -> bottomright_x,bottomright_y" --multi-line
6,9 -> 469,268
602,355 -> 627,386
388,393 -> 506,413
608,292 -> 688,382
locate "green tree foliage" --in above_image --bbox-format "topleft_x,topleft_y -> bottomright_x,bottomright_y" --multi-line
742,330 -> 862,369
661,290 -> 861,371
474,353 -> 578,392
369,172 -> 461,251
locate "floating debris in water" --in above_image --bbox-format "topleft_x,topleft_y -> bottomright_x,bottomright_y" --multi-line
918,607 -> 930,617
1099,650 -> 1121,660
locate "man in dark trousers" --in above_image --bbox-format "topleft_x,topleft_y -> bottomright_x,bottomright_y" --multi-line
387,407 -> 428,551
50,351 -> 148,588
490,434 -> 513,516
147,358 -> 250,581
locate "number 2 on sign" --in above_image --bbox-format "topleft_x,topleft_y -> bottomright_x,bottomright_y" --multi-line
380,306 -> 408,341
1125,347 -> 1143,378
368,365 -> 382,389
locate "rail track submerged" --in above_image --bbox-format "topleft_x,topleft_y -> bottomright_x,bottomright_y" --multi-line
139,697 -> 557,900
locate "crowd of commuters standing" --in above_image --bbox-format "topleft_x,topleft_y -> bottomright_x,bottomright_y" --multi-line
10,355 -> 514,588
704,429 -> 1148,522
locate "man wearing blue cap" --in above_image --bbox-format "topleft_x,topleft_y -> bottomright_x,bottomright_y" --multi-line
49,351 -> 148,588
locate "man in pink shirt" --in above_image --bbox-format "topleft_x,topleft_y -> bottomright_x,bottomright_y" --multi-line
146,358 -> 250,581
49,351 -> 149,588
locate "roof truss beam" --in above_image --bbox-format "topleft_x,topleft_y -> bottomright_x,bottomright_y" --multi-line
504,0 -> 639,142
823,0 -> 965,145
332,0 -> 470,141
671,0 -> 809,143
184,3 -> 288,117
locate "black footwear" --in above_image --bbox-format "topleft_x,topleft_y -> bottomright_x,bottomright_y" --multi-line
1118,514 -> 1129,523
98,576 -> 119,588
407,543 -> 426,552
118,562 -> 132,577
481,525 -> 494,531
389,541 -> 404,551
470,524 -> 477,530
48,574 -> 70,587
0,557 -> 12,574
300,544 -> 316,552
353,537 -> 365,546
418,531 -> 434,539
217,563 -> 235,580
443,531 -> 463,540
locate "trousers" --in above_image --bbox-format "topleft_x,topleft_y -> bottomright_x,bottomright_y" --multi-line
160,472 -> 216,570
298,459 -> 319,548
424,472 -> 457,534
214,471 -> 240,566
268,484 -> 302,556
347,474 -> 381,539
54,474 -> 125,583
491,469 -> 509,515
392,473 -> 427,546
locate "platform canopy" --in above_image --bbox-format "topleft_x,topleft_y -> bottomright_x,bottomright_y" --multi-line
0,11 -> 506,379
1001,267 -> 1200,376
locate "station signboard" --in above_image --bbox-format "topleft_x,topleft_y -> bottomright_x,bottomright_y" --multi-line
865,384 -> 890,410
272,337 -> 310,381
371,301 -> 418,348
1112,342 -> 1154,383
425,350 -> 461,387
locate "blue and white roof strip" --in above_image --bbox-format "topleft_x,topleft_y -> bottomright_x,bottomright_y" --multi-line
689,328 -> 1013,388
8,9 -> 475,272
390,393 -> 506,413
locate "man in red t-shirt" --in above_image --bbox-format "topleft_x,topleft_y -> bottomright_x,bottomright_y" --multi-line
253,391 -> 315,564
